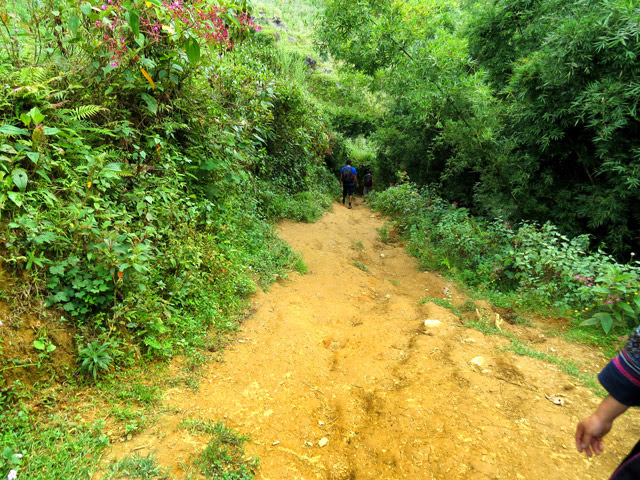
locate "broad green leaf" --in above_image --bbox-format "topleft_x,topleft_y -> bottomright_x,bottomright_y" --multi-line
591,287 -> 610,294
53,290 -> 70,302
127,9 -> 140,37
43,127 -> 61,136
618,302 -> 635,315
224,12 -> 241,29
32,232 -> 57,245
579,316 -> 600,326
145,0 -> 161,6
185,37 -> 201,64
80,3 -> 93,15
46,344 -> 56,353
28,107 -> 45,125
140,93 -> 158,114
7,191 -> 22,207
0,144 -> 17,154
0,125 -> 29,136
12,168 -> 28,191
103,162 -> 124,171
33,340 -> 45,351
68,15 -> 80,37
20,113 -> 31,127
26,151 -> 40,163
50,265 -> 65,275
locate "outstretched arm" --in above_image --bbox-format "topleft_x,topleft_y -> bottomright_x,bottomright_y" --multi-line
576,395 -> 629,457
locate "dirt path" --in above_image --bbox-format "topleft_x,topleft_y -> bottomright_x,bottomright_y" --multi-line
108,203 -> 640,479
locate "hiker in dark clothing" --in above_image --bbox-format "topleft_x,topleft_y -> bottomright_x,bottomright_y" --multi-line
340,160 -> 358,209
363,170 -> 374,197
576,324 -> 640,479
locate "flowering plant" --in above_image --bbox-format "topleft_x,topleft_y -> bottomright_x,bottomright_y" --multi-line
579,265 -> 640,333
1,447 -> 23,480
80,0 -> 261,92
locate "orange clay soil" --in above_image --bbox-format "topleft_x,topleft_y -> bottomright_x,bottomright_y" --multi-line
103,201 -> 640,480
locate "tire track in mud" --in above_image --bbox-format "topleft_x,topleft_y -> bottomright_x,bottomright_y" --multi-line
104,203 -> 640,480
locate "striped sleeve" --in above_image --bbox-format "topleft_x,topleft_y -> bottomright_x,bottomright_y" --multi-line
598,326 -> 640,407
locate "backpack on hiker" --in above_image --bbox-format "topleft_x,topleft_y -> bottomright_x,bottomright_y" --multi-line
342,167 -> 354,184
364,173 -> 373,187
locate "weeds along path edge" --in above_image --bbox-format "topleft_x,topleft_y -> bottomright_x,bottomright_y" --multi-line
101,202 -> 638,480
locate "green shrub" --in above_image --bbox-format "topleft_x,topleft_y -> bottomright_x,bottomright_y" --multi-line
370,183 -> 640,333
78,340 -> 118,381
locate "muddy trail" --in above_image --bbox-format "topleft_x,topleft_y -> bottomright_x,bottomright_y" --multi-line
107,203 -> 640,479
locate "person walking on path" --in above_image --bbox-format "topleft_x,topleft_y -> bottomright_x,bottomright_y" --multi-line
363,169 -> 374,198
340,160 -> 358,209
576,324 -> 640,479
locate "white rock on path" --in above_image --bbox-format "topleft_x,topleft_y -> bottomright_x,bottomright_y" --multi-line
471,356 -> 485,367
424,319 -> 442,327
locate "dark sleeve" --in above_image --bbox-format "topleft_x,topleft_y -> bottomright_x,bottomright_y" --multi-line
598,326 -> 640,407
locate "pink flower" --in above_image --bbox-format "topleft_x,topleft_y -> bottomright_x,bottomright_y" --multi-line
110,61 -> 117,66
102,4 -> 107,9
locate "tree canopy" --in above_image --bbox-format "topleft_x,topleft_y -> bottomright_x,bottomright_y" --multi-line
318,0 -> 640,256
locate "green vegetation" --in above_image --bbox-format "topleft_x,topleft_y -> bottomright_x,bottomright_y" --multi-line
0,0 -> 335,374
370,184 -> 640,334
352,260 -> 369,273
104,453 -> 169,480
182,419 -> 258,479
318,0 -> 640,257
1,0 -> 638,477
463,317 -> 603,394
376,223 -> 396,244
0,407 -> 109,480
504,338 -> 602,395
419,296 -> 461,318
0,0 -> 340,477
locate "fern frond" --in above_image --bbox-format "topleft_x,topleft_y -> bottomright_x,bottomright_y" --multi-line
20,66 -> 49,84
61,105 -> 107,121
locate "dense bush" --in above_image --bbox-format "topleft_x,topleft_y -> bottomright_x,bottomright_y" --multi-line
0,0 -> 335,371
370,184 -> 640,333
318,0 -> 640,258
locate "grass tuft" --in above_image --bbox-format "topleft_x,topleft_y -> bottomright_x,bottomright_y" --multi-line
104,453 -> 169,479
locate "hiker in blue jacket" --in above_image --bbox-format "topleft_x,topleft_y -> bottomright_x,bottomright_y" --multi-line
576,324 -> 640,479
340,160 -> 358,209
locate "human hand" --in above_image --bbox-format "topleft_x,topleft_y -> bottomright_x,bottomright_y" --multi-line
575,414 -> 612,457
575,395 -> 628,457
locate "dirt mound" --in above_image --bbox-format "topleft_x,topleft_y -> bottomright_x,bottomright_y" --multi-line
104,202 -> 640,479
0,266 -> 75,388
